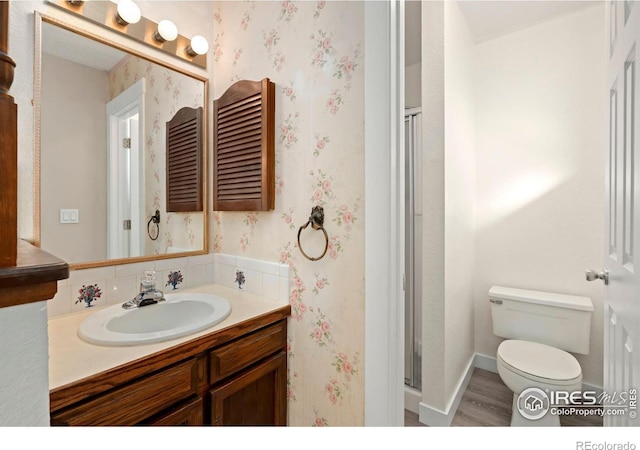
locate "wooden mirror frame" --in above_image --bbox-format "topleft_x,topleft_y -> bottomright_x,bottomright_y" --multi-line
33,12 -> 209,270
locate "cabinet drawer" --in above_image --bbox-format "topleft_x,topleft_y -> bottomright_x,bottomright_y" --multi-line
209,320 -> 286,384
148,397 -> 204,426
52,357 -> 204,426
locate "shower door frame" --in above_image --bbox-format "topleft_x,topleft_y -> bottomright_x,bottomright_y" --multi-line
404,107 -> 422,390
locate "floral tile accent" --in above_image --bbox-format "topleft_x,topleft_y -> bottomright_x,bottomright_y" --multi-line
166,270 -> 183,290
76,284 -> 102,308
235,270 -> 246,289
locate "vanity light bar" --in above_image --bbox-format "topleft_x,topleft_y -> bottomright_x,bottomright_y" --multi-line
47,0 -> 206,70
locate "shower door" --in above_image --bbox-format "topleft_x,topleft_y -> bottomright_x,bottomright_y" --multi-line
404,108 -> 422,390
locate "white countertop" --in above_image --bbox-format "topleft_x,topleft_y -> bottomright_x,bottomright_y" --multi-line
48,284 -> 288,391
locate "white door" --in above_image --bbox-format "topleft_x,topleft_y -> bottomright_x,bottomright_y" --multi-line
602,0 -> 640,427
106,79 -> 145,259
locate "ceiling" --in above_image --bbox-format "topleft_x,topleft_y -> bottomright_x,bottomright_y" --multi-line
42,21 -> 127,72
405,0 -> 599,66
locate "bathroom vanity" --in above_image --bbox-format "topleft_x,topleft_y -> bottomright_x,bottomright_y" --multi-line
48,284 -> 290,426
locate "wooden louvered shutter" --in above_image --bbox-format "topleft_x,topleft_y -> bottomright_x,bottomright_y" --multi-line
166,106 -> 204,212
213,78 -> 275,211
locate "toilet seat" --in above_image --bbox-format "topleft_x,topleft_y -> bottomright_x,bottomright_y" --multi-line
497,339 -> 582,386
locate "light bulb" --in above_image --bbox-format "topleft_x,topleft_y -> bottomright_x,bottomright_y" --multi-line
115,0 -> 141,26
154,19 -> 178,43
186,35 -> 209,57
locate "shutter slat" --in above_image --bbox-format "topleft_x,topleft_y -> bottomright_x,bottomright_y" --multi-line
217,157 -> 262,171
218,165 -> 262,177
217,129 -> 262,147
218,122 -> 262,141
218,104 -> 262,126
218,116 -> 262,135
217,141 -> 261,155
218,96 -> 261,118
218,149 -> 262,164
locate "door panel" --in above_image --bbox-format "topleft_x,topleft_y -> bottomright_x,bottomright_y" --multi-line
605,0 -> 639,427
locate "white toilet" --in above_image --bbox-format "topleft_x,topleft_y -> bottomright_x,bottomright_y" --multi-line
489,285 -> 594,426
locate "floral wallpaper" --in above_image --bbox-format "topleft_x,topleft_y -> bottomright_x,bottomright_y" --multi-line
213,1 -> 365,426
108,56 -> 205,255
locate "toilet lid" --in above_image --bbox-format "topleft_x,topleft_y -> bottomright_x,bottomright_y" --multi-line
497,340 -> 581,381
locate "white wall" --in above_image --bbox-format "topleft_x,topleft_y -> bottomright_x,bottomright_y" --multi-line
473,4 -> 606,387
405,62 -> 421,108
420,0 -> 446,414
443,0 -> 476,404
41,53 -> 108,264
420,1 -> 476,421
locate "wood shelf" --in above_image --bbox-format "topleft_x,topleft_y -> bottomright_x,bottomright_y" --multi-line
0,240 -> 69,308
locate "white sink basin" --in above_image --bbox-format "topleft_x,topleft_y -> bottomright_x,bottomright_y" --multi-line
77,293 -> 231,346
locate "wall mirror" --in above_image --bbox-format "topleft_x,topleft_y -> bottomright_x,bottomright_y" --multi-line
34,14 -> 208,269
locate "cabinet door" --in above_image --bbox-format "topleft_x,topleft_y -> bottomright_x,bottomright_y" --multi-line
148,397 -> 204,426
210,352 -> 286,426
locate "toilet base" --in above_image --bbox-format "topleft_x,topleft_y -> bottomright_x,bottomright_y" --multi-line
510,394 -> 560,427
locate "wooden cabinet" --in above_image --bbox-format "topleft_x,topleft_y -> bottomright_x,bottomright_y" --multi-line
50,316 -> 288,426
211,352 -> 286,426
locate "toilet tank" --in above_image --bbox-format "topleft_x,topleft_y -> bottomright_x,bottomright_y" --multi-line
489,286 -> 594,355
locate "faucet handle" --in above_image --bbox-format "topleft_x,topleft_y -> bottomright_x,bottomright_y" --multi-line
140,269 -> 157,292
143,270 -> 156,283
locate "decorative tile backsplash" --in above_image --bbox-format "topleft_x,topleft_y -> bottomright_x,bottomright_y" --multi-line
47,253 -> 289,317
213,254 -> 290,301
75,284 -> 102,309
165,270 -> 184,290
235,270 -> 246,289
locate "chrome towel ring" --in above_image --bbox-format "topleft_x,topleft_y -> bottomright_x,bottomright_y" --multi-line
297,206 -> 328,262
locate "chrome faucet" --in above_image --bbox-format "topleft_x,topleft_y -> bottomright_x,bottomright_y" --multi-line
122,270 -> 165,310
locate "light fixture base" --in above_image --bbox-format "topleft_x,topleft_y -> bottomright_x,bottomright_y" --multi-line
153,31 -> 167,43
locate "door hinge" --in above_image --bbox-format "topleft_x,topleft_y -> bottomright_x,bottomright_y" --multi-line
122,137 -> 131,149
123,219 -> 131,230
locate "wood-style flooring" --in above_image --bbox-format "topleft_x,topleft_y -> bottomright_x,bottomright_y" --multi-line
405,368 -> 603,427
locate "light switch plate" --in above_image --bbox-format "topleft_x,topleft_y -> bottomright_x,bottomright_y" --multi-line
60,209 -> 79,224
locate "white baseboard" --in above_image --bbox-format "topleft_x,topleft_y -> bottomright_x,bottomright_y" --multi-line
404,386 -> 421,414
474,352 -> 498,373
411,352 -> 603,426
417,354 -> 475,427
